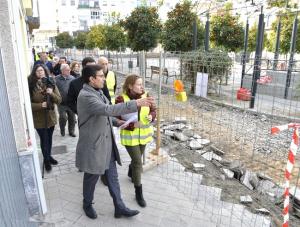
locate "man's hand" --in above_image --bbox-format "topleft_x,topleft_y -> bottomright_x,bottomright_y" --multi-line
42,102 -> 47,108
136,97 -> 154,107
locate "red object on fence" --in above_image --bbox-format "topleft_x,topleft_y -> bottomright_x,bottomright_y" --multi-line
236,88 -> 251,101
271,123 -> 300,227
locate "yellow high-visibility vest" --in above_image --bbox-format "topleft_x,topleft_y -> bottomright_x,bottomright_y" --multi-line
106,71 -> 116,104
120,94 -> 153,146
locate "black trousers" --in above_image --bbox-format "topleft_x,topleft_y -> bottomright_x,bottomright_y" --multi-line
36,126 -> 55,161
83,151 -> 125,210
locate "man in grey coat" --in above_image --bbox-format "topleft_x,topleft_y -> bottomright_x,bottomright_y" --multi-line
76,64 -> 154,219
56,63 -> 76,137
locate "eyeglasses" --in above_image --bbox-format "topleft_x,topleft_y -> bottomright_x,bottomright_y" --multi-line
95,73 -> 104,78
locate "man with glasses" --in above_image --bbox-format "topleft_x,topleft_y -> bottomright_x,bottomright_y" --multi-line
76,64 -> 154,219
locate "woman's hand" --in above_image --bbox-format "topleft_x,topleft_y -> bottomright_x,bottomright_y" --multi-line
117,119 -> 125,127
46,88 -> 53,94
134,121 -> 141,128
146,115 -> 152,122
42,102 -> 47,108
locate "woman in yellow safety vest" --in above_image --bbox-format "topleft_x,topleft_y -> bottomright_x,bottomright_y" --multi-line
115,74 -> 156,207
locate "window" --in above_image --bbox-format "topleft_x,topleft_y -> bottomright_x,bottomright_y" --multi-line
91,11 -> 100,19
70,0 -> 75,6
79,20 -> 87,27
62,0 -> 66,6
79,0 -> 89,5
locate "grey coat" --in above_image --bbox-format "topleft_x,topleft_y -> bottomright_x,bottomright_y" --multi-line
76,83 -> 138,174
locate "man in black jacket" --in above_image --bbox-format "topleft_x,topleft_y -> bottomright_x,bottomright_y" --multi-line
67,57 -> 96,114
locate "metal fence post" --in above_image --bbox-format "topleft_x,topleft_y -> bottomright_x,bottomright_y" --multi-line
241,19 -> 249,88
284,13 -> 298,99
273,16 -> 281,70
250,7 -> 264,109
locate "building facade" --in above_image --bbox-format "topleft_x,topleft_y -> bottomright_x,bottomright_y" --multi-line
0,0 -> 47,226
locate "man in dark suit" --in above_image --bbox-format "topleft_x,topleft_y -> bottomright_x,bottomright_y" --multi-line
76,64 -> 153,219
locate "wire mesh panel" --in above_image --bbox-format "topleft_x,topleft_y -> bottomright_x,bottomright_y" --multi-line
58,47 -> 300,225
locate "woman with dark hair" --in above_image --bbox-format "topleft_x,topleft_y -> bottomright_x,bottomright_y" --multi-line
28,64 -> 62,171
115,74 -> 156,207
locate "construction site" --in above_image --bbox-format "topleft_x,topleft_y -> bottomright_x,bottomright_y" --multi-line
55,44 -> 300,227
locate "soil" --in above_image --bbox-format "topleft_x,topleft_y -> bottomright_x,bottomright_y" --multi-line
145,81 -> 300,227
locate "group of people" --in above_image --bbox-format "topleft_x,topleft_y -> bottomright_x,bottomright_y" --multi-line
28,52 -> 156,219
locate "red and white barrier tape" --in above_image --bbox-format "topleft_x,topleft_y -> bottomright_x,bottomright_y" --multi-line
271,123 -> 300,227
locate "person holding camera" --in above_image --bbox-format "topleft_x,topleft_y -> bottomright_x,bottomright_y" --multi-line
28,64 -> 62,172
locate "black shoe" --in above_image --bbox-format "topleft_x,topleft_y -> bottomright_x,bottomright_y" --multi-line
101,175 -> 108,186
44,161 -> 52,172
49,156 -> 58,165
128,164 -> 132,178
135,185 -> 146,207
69,133 -> 76,137
114,207 -> 139,218
60,130 -> 65,136
83,203 -> 97,219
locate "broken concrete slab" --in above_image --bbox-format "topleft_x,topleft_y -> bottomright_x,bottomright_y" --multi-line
219,159 -> 231,167
249,173 -> 260,189
229,160 -> 242,170
210,145 -> 225,156
211,159 -> 223,168
189,140 -> 204,150
173,132 -> 189,142
193,134 -> 202,139
174,117 -> 187,124
241,171 -> 254,190
163,123 -> 186,131
290,186 -> 300,203
257,172 -> 273,181
229,160 -> 245,180
256,180 -> 275,194
164,130 -> 175,137
198,139 -> 210,146
240,195 -> 253,204
201,152 -> 222,161
193,163 -> 205,170
194,150 -> 207,155
255,208 -> 270,215
182,129 -> 194,138
223,168 -> 234,179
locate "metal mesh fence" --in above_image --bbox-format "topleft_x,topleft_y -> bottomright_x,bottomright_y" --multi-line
61,48 -> 300,226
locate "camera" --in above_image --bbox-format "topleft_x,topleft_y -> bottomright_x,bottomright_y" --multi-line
41,76 -> 55,110
41,76 -> 55,89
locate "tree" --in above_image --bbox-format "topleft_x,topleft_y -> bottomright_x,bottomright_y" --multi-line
161,1 -> 205,52
104,24 -> 127,51
247,23 -> 268,52
85,25 -> 106,49
210,3 -> 244,52
55,32 -> 73,48
266,13 -> 300,54
121,6 -> 161,51
267,0 -> 297,8
73,32 -> 87,49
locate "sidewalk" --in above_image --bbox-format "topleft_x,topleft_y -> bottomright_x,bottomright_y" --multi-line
37,125 -> 271,227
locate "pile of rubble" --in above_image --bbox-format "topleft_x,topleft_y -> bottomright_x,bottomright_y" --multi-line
159,117 -> 300,218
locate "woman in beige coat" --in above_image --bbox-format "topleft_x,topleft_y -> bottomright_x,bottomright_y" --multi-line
28,64 -> 61,171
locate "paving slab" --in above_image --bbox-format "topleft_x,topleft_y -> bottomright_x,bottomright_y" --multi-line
39,127 -> 271,226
